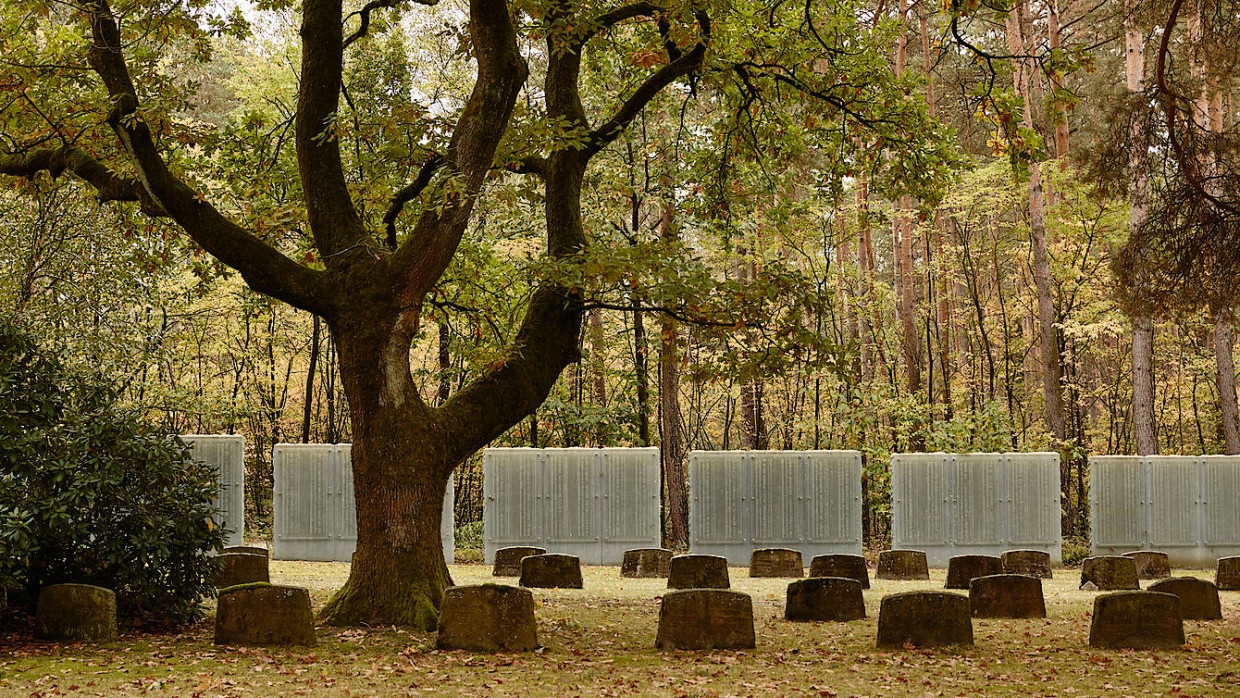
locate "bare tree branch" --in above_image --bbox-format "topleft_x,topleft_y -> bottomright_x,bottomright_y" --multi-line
79,0 -> 328,314
0,146 -> 164,215
383,153 -> 443,250
584,11 -> 710,157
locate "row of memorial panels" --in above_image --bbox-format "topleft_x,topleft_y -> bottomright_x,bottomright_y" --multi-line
183,439 -> 1240,567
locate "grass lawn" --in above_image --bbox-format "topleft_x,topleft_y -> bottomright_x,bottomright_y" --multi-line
2,562 -> 1238,697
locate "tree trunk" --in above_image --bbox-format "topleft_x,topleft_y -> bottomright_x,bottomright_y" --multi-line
1125,0 -> 1156,457
1006,5 -> 1067,442
633,300 -> 650,446
1133,314 -> 1158,455
319,313 -> 455,629
657,188 -> 688,546
660,316 -> 688,546
301,314 -> 320,442
1214,315 -> 1240,454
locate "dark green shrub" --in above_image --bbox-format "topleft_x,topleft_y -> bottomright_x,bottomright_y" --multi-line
0,317 -> 224,625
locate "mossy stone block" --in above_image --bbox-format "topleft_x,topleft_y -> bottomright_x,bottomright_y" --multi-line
35,584 -> 117,643
877,550 -> 930,580
969,574 -> 1046,618
1147,578 -> 1223,621
215,584 -> 316,647
748,548 -> 804,578
1001,549 -> 1053,579
876,591 -> 973,649
668,554 -> 730,589
945,555 -> 1004,589
656,589 -> 755,650
808,554 -> 870,589
1088,591 -> 1184,649
1081,556 -> 1140,591
436,584 -> 538,652
492,547 -> 547,577
785,577 -> 866,622
621,548 -> 673,578
519,554 -> 583,589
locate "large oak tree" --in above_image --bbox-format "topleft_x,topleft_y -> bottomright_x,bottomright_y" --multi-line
1,0 -> 944,627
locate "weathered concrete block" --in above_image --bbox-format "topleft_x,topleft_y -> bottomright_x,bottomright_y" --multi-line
214,584 -> 316,647
945,555 -> 1004,590
1088,591 -> 1185,649
656,589 -> 755,650
621,548 -> 673,578
519,554 -> 583,589
876,591 -> 973,649
223,545 -> 270,558
785,577 -> 866,622
668,554 -> 730,589
1080,556 -> 1140,591
877,550 -> 930,580
969,574 -> 1046,618
218,552 -> 270,589
1123,551 -> 1171,580
1146,578 -> 1223,621
1216,556 -> 1240,591
808,554 -> 870,589
35,584 -> 117,643
436,584 -> 539,651
748,548 -> 804,578
492,546 -> 547,577
1001,549 -> 1053,579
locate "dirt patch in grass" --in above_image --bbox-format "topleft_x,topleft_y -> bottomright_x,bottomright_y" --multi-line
2,564 -> 1238,697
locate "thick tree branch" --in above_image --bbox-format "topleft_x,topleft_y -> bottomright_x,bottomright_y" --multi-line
0,147 -> 164,215
437,285 -> 582,465
80,0 -> 328,314
383,154 -> 443,250
389,0 -> 528,301
343,0 -> 438,50
584,11 -> 710,157
573,2 -> 662,50
297,0 -> 370,261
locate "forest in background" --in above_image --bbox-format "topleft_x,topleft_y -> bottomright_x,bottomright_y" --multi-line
2,0 -> 1236,548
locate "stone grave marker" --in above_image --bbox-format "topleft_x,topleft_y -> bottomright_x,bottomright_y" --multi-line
969,574 -> 1046,618
655,589 -> 756,650
214,584 -> 316,646
1146,578 -> 1223,621
493,546 -> 547,577
519,553 -> 583,589
748,548 -> 804,578
1216,556 -> 1240,591
436,584 -> 539,651
621,548 -> 673,578
945,555 -> 1004,589
785,577 -> 866,622
876,591 -> 973,649
1001,549 -> 1052,579
218,551 -> 270,589
1124,551 -> 1171,580
1080,556 -> 1140,591
223,545 -> 270,558
668,554 -> 730,589
1088,591 -> 1185,649
877,550 -> 930,580
808,554 -> 870,589
35,584 -> 117,643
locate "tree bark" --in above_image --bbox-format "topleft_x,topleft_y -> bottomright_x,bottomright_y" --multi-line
895,0 -> 921,396
1125,0 -> 1157,456
1133,314 -> 1158,455
1214,316 -> 1240,454
1006,4 -> 1067,442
